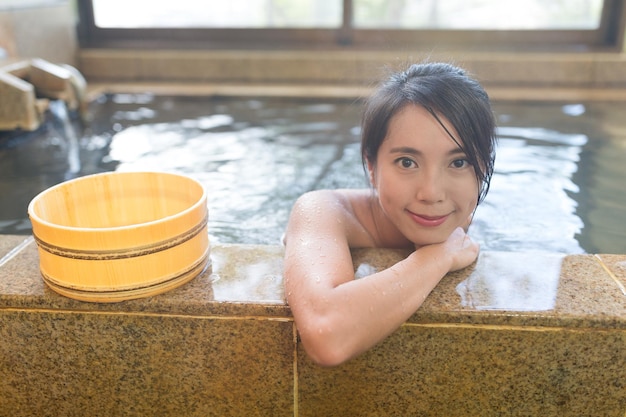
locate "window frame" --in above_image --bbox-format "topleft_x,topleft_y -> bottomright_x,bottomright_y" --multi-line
76,0 -> 626,52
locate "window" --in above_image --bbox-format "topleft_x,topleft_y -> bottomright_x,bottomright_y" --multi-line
92,0 -> 343,29
353,0 -> 603,30
78,0 -> 626,51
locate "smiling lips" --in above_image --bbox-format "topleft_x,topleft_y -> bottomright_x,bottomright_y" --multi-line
407,210 -> 449,227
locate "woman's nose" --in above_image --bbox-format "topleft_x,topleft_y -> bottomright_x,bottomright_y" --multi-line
415,170 -> 445,203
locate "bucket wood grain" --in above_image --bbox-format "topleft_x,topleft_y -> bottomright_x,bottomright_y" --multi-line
28,171 -> 210,302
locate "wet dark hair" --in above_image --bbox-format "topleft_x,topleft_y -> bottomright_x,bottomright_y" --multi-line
361,62 -> 497,204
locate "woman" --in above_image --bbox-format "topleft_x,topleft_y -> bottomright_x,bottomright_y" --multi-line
283,62 -> 497,366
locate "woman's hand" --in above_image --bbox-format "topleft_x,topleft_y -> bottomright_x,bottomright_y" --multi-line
441,226 -> 480,272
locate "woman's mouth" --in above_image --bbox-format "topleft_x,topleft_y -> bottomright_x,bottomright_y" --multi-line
407,211 -> 449,227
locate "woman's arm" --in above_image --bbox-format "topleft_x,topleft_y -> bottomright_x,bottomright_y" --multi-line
283,190 -> 479,366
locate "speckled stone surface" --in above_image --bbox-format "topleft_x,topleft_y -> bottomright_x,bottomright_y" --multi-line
297,325 -> 625,416
0,309 -> 294,417
0,237 -> 295,416
0,234 -> 30,259
301,249 -> 626,415
596,254 -> 626,296
0,239 -> 290,317
351,248 -> 626,328
0,235 -> 625,416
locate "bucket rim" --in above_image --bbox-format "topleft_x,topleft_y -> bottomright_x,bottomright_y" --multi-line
27,170 -> 207,234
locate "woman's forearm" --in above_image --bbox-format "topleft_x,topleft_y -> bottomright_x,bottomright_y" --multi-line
291,244 -> 453,366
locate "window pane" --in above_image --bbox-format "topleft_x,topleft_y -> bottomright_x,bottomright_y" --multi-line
353,0 -> 604,29
0,0 -> 66,9
93,0 -> 342,28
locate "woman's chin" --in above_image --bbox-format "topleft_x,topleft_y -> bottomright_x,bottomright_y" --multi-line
412,237 -> 446,249
409,228 -> 455,249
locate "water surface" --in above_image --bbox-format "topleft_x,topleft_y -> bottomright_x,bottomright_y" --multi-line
1,95 -> 624,254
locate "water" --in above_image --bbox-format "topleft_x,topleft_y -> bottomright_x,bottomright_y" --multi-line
0,94 -> 624,254
47,100 -> 81,178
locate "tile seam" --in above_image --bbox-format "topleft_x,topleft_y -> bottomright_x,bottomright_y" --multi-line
1,308 -> 621,331
0,307 -> 293,322
292,322 -> 299,417
401,322 -> 624,333
593,254 -> 626,296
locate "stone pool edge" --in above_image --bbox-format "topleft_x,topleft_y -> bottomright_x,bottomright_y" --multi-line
1,234 -> 625,416
0,234 -> 624,330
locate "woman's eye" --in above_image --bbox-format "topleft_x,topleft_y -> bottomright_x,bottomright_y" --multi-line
397,157 -> 416,169
452,159 -> 470,168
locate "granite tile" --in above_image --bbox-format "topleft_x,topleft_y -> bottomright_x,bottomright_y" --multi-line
454,251 -> 564,311
2,236 -> 623,328
210,243 -> 285,303
0,234 -> 30,259
0,309 -> 294,417
297,324 -> 626,417
2,233 -> 625,416
555,254 -> 626,324
350,249 -> 626,329
0,237 -> 289,318
0,235 -> 45,297
594,254 -> 626,296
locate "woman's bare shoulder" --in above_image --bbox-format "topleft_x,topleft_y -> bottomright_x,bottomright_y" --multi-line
290,189 -> 374,225
293,189 -> 368,208
287,189 -> 376,247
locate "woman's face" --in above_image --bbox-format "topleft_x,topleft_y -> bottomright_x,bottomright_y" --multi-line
369,104 -> 479,247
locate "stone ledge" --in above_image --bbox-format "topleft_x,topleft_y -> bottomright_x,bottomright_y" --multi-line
85,81 -> 626,102
78,49 -> 626,91
0,236 -> 623,330
1,235 -> 625,416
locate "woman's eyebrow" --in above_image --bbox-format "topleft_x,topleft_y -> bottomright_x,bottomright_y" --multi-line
389,146 -> 421,155
448,148 -> 468,156
388,146 -> 467,156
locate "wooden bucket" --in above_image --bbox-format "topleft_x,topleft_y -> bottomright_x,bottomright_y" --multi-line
28,171 -> 210,302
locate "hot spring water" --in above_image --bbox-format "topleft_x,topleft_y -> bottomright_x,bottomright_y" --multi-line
1,94 -> 624,254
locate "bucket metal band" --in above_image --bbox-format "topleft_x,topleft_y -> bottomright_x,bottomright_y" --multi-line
41,250 -> 211,295
33,213 -> 208,260
40,251 -> 211,302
